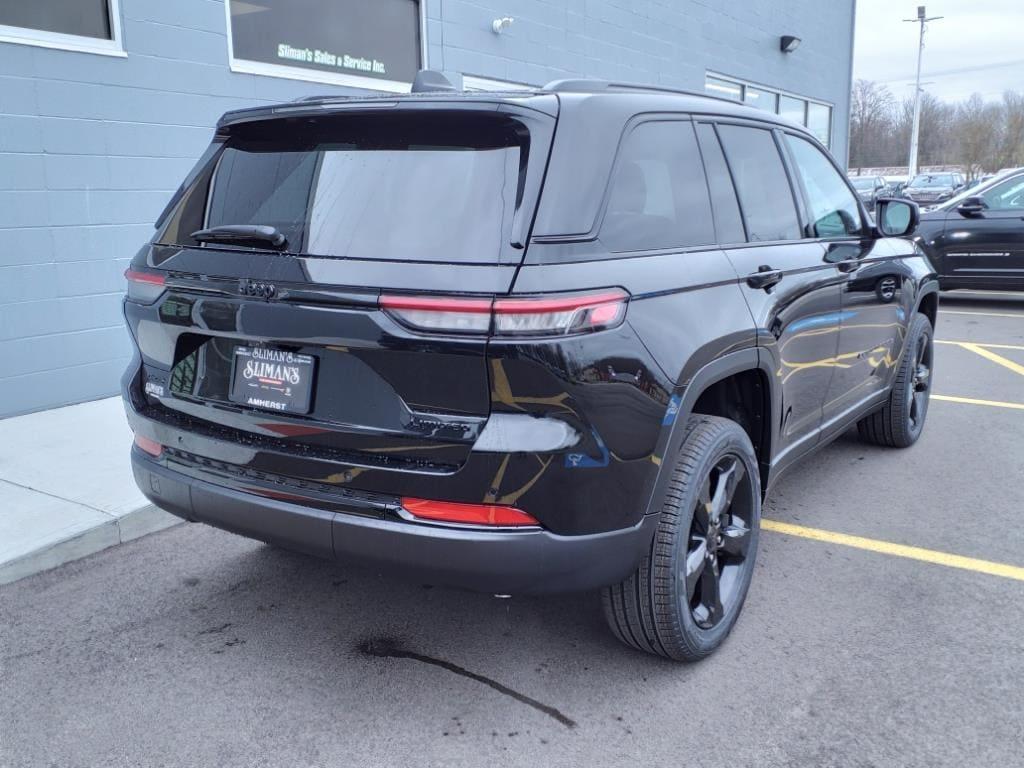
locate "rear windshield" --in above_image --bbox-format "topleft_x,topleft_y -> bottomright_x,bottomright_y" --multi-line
157,113 -> 528,264
850,177 -> 875,190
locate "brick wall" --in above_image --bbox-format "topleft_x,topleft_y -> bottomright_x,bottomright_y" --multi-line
0,0 -> 854,417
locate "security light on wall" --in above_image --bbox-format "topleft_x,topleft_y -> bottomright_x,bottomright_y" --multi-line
492,17 -> 514,34
780,35 -> 801,53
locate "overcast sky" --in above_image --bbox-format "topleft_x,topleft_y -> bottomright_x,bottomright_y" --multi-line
853,0 -> 1024,104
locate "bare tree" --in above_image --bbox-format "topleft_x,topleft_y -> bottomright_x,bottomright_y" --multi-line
996,90 -> 1024,170
957,94 -> 1002,178
850,79 -> 896,170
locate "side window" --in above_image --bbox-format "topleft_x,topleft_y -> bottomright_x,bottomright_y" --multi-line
716,125 -> 802,242
981,176 -> 1024,211
695,123 -> 746,244
784,134 -> 863,238
599,121 -> 716,252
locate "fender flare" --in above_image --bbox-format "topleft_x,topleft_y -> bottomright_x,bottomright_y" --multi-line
641,347 -> 778,517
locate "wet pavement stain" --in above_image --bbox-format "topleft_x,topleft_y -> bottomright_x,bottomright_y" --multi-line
356,637 -> 577,729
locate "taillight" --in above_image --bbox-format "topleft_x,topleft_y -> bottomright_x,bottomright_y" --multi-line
378,295 -> 492,333
493,290 -> 628,336
125,268 -> 167,304
380,289 -> 628,337
134,434 -> 163,458
401,497 -> 540,527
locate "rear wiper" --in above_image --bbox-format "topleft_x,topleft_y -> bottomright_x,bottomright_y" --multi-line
191,224 -> 287,250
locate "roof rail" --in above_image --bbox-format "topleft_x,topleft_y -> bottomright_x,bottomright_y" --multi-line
542,77 -> 739,105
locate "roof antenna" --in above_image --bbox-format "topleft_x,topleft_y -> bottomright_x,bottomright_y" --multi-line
411,70 -> 456,93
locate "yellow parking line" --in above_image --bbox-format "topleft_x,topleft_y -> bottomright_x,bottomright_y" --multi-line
932,394 -> 1024,410
956,342 -> 1024,377
762,519 -> 1024,582
940,309 -> 1024,319
936,340 -> 1024,351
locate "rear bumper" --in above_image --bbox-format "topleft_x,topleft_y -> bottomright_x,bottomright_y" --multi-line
132,450 -> 658,594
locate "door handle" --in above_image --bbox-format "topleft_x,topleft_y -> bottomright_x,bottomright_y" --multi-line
836,259 -> 861,273
746,266 -> 783,291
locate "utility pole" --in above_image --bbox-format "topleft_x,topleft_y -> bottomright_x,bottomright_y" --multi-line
904,6 -> 943,177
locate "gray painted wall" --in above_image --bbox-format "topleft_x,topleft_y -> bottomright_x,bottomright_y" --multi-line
0,0 -> 854,418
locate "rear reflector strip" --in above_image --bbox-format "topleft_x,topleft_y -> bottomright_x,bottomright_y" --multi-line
401,497 -> 540,527
379,289 -> 628,337
134,434 -> 163,458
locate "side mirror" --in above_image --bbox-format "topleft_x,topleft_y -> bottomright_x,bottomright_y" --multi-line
876,198 -> 919,237
957,196 -> 988,217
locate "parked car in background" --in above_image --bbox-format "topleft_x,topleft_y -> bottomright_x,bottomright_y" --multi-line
903,172 -> 966,205
850,175 -> 890,206
915,168 -> 1024,290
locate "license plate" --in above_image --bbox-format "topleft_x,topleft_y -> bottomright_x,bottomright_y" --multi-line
229,346 -> 316,415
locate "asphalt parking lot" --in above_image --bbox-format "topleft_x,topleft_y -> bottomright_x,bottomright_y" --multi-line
2,291 -> 1023,768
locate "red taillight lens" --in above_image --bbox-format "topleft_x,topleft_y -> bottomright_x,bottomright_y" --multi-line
134,434 -> 163,458
493,289 -> 628,336
125,268 -> 167,304
401,497 -> 540,527
380,289 -> 628,337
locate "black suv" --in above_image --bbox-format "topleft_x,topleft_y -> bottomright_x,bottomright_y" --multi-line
123,74 -> 938,661
915,168 -> 1024,291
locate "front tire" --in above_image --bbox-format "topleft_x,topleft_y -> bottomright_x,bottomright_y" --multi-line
602,415 -> 761,661
857,313 -> 934,448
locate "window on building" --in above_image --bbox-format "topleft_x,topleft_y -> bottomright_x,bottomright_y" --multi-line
744,87 -> 778,113
600,122 -> 716,252
226,0 -> 422,91
704,74 -> 834,149
806,102 -> 832,147
705,76 -> 743,101
0,0 -> 123,56
717,125 -> 801,243
785,134 -> 862,237
778,95 -> 807,125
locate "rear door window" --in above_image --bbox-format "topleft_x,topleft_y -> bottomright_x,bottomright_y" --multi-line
716,125 -> 802,242
163,113 -> 527,264
599,121 -> 716,252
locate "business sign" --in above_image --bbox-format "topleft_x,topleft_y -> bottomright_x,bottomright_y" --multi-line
228,0 -> 421,87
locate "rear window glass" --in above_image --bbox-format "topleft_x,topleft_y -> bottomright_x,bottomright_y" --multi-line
599,121 -> 715,252
159,114 -> 527,264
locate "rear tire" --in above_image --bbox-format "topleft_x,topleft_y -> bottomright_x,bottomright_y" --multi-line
857,313 -> 933,448
602,415 -> 761,661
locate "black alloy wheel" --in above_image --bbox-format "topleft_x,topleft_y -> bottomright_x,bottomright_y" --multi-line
685,454 -> 755,629
603,415 -> 761,661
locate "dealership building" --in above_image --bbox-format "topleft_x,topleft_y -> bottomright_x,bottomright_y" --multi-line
0,0 -> 856,418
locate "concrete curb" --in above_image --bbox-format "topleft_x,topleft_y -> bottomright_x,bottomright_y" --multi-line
0,504 -> 182,586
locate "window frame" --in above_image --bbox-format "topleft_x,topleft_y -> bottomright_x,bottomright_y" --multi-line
779,129 -> 868,241
223,0 -> 426,92
0,0 -> 125,57
708,118 -> 809,247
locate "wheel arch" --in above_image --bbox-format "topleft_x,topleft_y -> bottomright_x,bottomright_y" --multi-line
915,285 -> 939,329
643,348 -> 778,515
